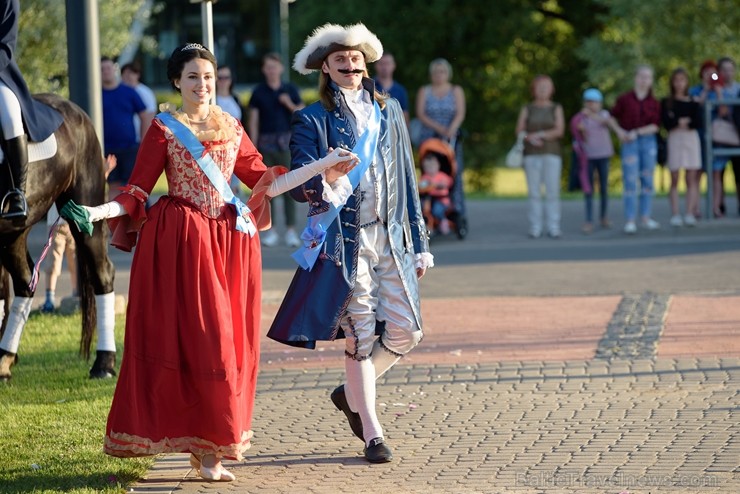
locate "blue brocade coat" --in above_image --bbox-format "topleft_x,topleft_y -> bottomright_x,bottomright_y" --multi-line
267,79 -> 429,349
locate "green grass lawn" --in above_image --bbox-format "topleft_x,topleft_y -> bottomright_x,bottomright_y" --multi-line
0,312 -> 151,493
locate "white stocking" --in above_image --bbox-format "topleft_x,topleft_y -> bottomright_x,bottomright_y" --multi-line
95,292 -> 116,352
371,338 -> 401,379
345,357 -> 383,444
0,297 -> 33,354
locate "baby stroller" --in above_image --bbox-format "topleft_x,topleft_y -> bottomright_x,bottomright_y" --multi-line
416,138 -> 468,240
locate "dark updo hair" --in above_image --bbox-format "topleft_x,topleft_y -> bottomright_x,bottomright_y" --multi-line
166,43 -> 217,92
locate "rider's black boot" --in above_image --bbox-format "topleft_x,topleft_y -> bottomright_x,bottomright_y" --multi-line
1,135 -> 29,220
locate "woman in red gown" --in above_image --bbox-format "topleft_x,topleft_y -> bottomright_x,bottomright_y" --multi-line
73,43 -> 356,482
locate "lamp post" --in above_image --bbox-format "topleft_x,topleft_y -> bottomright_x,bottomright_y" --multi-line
190,0 -> 217,103
65,0 -> 102,144
279,0 -> 297,73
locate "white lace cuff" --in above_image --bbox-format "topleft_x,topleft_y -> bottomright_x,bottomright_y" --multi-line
415,252 -> 435,270
321,174 -> 353,208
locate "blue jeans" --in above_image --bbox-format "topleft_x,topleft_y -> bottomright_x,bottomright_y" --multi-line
584,157 -> 610,223
620,135 -> 656,221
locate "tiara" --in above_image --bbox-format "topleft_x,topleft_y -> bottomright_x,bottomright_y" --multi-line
182,42 -> 206,52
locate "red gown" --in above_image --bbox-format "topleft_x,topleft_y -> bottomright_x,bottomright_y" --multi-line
104,106 -> 280,460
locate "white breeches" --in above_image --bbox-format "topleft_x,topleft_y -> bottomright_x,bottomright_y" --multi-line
0,81 -> 24,138
340,223 -> 422,360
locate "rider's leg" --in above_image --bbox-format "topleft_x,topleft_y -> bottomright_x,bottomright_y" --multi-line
0,82 -> 29,219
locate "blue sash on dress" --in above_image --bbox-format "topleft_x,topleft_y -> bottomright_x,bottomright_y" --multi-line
292,101 -> 382,271
157,112 -> 256,236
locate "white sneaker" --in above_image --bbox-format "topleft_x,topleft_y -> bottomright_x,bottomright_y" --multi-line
261,229 -> 279,247
624,221 -> 637,234
683,214 -> 697,227
284,229 -> 300,247
641,218 -> 660,230
669,215 -> 683,227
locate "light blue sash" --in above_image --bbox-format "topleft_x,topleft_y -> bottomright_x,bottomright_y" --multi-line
292,101 -> 382,270
157,112 -> 256,236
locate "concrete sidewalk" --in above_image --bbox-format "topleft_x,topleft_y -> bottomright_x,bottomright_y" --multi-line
28,195 -> 740,493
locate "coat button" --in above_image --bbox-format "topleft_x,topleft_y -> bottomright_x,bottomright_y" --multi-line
335,261 -> 342,267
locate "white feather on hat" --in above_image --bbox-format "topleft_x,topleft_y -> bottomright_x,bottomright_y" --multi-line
293,23 -> 384,75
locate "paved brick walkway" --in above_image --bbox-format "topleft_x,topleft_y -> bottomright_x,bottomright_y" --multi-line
134,357 -> 739,493
129,292 -> 740,494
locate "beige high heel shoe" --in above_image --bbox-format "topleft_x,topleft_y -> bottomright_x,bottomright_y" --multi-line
189,453 -> 236,482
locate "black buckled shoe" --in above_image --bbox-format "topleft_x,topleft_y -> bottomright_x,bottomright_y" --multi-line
330,385 -> 364,442
364,437 -> 393,463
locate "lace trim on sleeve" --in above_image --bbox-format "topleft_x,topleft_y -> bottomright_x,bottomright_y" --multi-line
320,175 -> 352,208
415,252 -> 435,270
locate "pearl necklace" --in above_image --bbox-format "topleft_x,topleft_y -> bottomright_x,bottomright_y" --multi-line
188,112 -> 210,124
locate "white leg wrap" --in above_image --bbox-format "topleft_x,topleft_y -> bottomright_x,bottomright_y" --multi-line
345,357 -> 383,445
0,297 -> 33,354
95,292 -> 116,352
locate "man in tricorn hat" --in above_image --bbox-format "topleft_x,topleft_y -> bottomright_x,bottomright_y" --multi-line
268,23 -> 433,463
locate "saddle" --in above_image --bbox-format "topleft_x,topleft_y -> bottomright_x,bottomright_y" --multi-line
0,133 -> 57,164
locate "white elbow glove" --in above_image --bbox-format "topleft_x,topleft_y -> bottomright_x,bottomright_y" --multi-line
84,201 -> 127,222
267,148 -> 357,197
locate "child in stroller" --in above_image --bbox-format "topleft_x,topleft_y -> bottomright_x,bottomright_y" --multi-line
417,138 -> 466,239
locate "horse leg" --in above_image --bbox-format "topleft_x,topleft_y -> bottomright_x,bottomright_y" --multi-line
0,265 -> 8,334
71,222 -> 117,379
0,266 -> 19,381
0,232 -> 34,381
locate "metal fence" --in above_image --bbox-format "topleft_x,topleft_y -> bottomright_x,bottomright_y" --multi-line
704,98 -> 740,219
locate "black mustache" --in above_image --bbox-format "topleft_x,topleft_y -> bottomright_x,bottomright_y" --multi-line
338,68 -> 364,74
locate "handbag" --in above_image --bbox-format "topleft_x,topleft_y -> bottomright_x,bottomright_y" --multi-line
505,132 -> 526,168
712,118 -> 740,146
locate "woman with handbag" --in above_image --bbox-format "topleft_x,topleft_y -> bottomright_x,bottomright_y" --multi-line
63,43 -> 357,482
515,74 -> 565,238
689,59 -> 738,217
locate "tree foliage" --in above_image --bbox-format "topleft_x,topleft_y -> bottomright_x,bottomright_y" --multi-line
16,0 -> 146,96
578,0 -> 740,102
288,0 -> 738,191
287,0 -> 605,188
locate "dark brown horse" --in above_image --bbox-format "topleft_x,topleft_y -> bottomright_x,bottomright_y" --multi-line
0,93 -> 116,380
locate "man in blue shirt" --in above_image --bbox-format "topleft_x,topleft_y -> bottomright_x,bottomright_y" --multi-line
374,52 -> 409,126
101,56 -> 153,200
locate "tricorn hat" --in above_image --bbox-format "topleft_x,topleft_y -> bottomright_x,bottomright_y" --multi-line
293,23 -> 383,75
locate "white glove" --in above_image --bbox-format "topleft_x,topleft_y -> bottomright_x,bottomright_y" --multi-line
84,201 -> 127,222
267,148 -> 358,197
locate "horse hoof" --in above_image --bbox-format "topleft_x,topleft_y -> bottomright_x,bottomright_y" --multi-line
89,350 -> 117,379
0,349 -> 19,381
